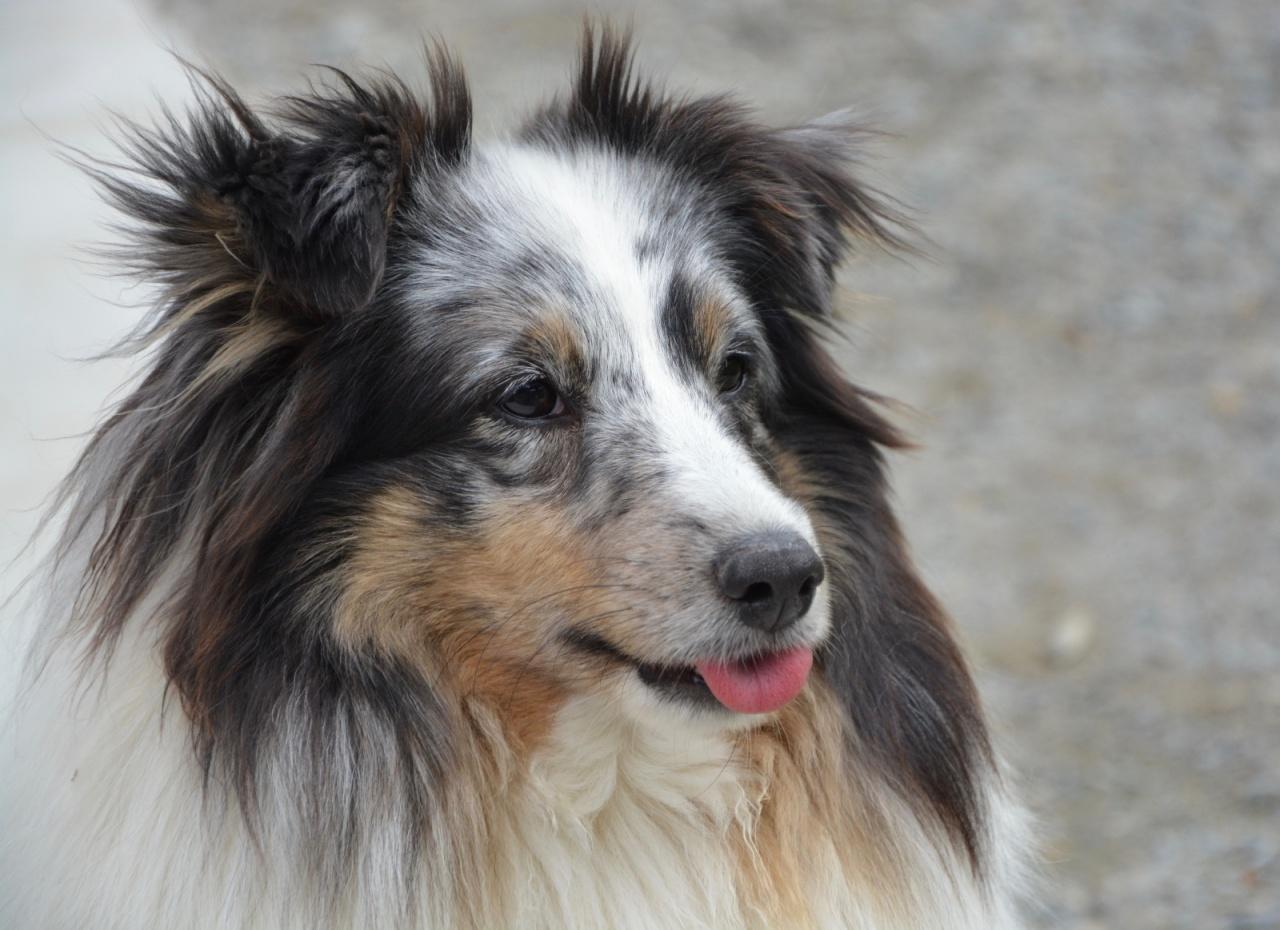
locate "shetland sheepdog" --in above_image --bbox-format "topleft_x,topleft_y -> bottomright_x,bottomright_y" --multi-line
0,27 -> 1030,930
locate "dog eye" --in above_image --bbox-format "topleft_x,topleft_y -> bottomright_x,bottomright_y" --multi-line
715,353 -> 752,395
498,375 -> 566,421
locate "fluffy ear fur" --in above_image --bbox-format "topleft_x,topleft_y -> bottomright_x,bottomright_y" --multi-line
762,112 -> 913,312
526,25 -> 908,321
221,79 -> 415,318
96,58 -> 469,322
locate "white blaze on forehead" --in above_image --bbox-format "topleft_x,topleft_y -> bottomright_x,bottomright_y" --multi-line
493,144 -> 815,541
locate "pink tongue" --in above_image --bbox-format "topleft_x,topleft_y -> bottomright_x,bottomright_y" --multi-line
695,647 -> 813,714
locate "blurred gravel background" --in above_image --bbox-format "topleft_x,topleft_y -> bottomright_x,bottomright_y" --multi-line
3,1 -> 1278,927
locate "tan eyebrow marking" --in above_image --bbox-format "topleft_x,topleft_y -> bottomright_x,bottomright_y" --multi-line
527,309 -> 585,366
694,296 -> 736,362
512,307 -> 593,390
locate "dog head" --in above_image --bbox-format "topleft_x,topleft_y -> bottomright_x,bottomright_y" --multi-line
68,27 -> 986,866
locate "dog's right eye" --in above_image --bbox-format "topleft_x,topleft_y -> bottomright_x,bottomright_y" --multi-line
715,353 -> 752,396
497,376 -> 566,421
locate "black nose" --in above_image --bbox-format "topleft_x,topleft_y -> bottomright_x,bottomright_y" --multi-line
715,531 -> 825,633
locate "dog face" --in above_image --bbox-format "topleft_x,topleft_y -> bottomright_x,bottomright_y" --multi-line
329,143 -> 833,725
76,39 -> 897,733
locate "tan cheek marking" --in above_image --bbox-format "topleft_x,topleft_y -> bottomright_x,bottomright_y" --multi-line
431,501 -> 607,750
771,445 -> 845,556
333,485 -> 445,657
335,487 -> 612,751
771,446 -> 820,505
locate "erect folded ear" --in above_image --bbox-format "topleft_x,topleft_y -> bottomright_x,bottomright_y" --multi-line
224,64 -> 470,318
100,55 -> 471,322
759,112 -> 911,316
220,86 -> 410,318
537,27 -> 907,321
693,107 -> 914,327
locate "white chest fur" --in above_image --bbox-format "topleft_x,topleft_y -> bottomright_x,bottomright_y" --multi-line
488,696 -> 766,930
474,692 -> 1030,930
0,637 -> 1028,930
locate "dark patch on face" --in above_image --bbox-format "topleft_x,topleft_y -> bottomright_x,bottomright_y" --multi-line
657,271 -> 759,438
565,416 -> 666,531
478,434 -> 578,492
573,455 -> 646,529
634,233 -> 663,264
501,248 -> 600,312
658,271 -> 708,381
607,368 -> 640,394
599,465 -> 641,521
670,515 -> 711,536
477,458 -> 528,490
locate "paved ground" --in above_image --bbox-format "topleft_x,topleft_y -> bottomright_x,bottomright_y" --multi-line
3,1 -> 1278,926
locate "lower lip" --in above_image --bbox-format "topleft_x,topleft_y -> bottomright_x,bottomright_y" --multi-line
694,647 -> 814,715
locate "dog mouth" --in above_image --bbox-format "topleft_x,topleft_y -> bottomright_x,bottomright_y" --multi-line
564,631 -> 814,714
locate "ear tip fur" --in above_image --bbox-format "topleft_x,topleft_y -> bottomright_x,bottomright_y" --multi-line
90,51 -> 476,323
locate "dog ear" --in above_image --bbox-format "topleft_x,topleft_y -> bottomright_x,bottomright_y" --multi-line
219,83 -> 412,318
719,110 -> 995,866
539,26 -> 906,320
746,112 -> 910,318
96,57 -> 470,323
752,131 -> 994,867
235,63 -> 471,318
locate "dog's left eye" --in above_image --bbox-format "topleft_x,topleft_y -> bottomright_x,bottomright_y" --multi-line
498,375 -> 566,421
715,353 -> 752,395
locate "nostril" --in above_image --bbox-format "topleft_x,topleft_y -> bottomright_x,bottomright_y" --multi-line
714,530 -> 823,633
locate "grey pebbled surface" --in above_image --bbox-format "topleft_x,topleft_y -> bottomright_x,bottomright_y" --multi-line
4,0 -> 1278,926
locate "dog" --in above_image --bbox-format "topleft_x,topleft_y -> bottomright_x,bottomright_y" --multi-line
0,27 -> 1030,930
